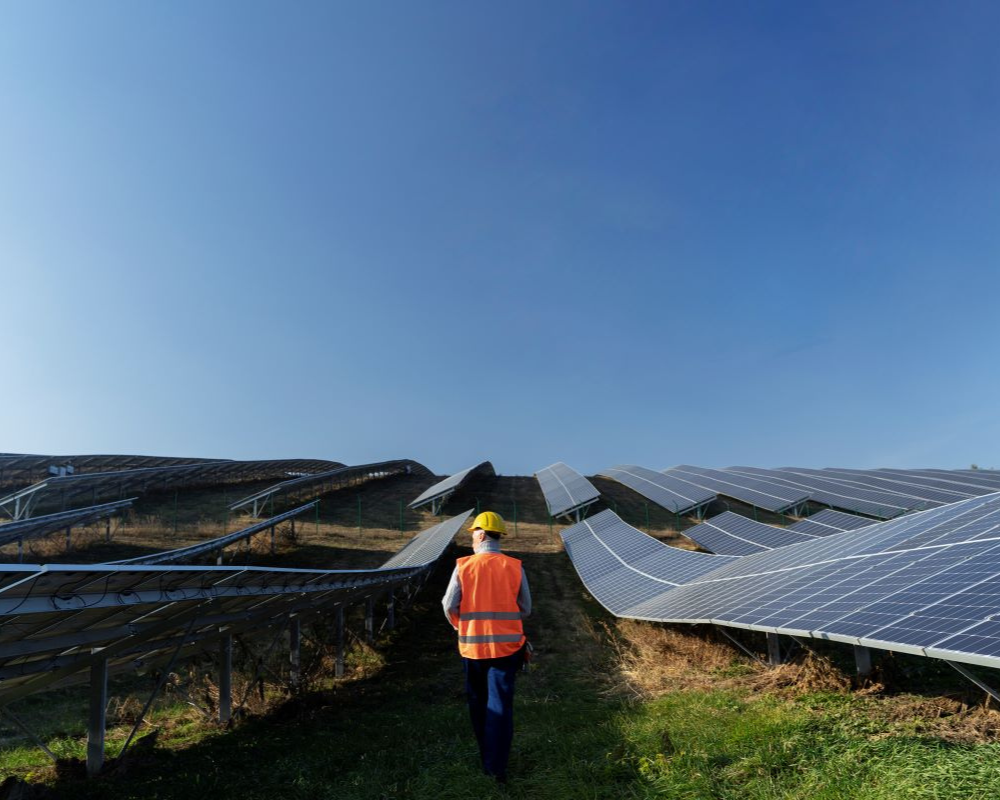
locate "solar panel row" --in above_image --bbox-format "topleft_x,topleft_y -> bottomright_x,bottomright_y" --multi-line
408,461 -> 495,514
231,459 -> 432,517
663,465 -> 809,513
561,494 -> 1000,671
681,511 -> 816,556
0,510 -> 469,704
534,462 -> 600,519
0,459 -> 351,521
599,465 -> 716,515
786,508 -> 876,536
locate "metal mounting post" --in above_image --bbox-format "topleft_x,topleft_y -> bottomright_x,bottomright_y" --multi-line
365,597 -> 375,644
289,619 -> 301,690
87,654 -> 109,776
219,633 -> 233,723
766,632 -> 782,665
854,645 -> 873,677
387,591 -> 395,630
946,660 -> 1000,703
714,626 -> 767,665
336,606 -> 345,678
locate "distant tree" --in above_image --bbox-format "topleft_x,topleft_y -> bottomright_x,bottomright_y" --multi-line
971,464 -> 980,470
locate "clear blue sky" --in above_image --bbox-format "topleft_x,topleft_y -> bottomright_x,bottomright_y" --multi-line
2,2 -> 999,476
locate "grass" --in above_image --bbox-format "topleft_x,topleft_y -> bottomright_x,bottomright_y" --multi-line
4,477 -> 1000,797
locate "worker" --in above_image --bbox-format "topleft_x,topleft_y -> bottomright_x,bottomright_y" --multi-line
442,510 -> 531,784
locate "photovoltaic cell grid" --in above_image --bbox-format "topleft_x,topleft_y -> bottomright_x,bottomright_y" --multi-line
561,509 -> 738,616
681,511 -> 816,556
725,466 -> 913,518
821,468 -> 983,502
599,466 -> 716,515
663,465 -> 809,513
782,467 -> 970,506
408,461 -> 495,510
0,510 -> 470,701
786,509 -> 876,536
561,494 -> 1000,670
534,462 -> 600,518
881,469 -> 1000,494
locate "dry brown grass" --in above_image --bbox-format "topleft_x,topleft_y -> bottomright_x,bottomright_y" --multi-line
605,617 -> 1000,744
606,619 -> 750,696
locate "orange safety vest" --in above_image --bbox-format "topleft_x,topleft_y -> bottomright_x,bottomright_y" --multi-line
456,552 -> 526,659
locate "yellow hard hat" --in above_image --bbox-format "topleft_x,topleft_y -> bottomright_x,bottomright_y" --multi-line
468,510 -> 507,535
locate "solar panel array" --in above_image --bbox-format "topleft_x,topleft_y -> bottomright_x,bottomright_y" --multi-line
408,461 -> 495,513
599,465 -> 716,515
112,502 -> 321,566
231,459 -> 432,517
534,462 -> 600,519
781,467 -> 970,507
0,499 -> 136,550
0,459 -> 350,520
786,508 -> 876,536
562,493 -> 1000,671
727,466 -> 914,518
663,465 -> 809,513
0,509 -> 470,703
681,511 -> 816,556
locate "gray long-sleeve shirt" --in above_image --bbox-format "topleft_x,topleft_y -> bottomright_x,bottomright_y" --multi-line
441,538 -> 531,630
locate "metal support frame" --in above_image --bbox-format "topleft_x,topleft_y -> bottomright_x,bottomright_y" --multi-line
714,625 -> 767,665
386,590 -> 395,630
336,605 -> 345,678
87,654 -> 108,776
0,707 -> 58,763
219,633 -> 233,724
766,632 -> 782,665
854,645 -> 873,677
365,597 -> 375,644
119,615 -> 199,761
946,660 -> 1000,703
289,618 -> 301,690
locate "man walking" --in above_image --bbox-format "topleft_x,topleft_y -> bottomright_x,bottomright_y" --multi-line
442,511 -> 531,783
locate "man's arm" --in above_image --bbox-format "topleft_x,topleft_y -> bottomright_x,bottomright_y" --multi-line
441,566 -> 462,629
517,569 -> 531,618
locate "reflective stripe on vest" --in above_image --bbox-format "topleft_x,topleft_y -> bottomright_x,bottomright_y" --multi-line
456,552 -> 525,659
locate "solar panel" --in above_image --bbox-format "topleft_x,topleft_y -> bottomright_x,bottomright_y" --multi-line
111,502 -> 320,566
408,461 -> 495,514
561,509 -> 737,617
820,468 -> 983,501
0,499 -> 135,550
0,459 -> 351,520
231,460 -> 432,517
0,509 -> 468,702
786,508 -> 876,536
561,492 -> 1000,671
681,511 -> 816,556
663,465 -> 809,513
881,468 -> 1000,493
726,466 -> 913,518
598,466 -> 716,515
534,462 -> 600,519
783,467 -> 969,506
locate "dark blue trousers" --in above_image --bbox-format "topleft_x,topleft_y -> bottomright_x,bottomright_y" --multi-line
463,648 -> 523,778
